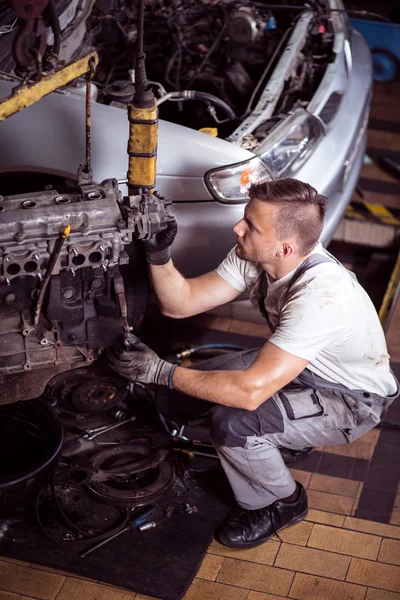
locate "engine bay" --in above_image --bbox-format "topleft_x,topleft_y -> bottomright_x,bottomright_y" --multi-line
87,0 -> 335,142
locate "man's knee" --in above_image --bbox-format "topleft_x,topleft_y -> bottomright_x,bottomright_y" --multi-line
210,398 -> 284,448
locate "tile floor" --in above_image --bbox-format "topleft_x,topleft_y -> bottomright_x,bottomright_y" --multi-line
1,71 -> 400,600
1,481 -> 400,600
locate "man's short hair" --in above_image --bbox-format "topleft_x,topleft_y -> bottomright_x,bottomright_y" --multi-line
248,178 -> 328,255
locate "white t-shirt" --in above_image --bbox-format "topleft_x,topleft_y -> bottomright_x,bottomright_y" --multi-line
215,243 -> 397,397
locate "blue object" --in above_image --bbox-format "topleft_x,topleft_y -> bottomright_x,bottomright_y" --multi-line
350,18 -> 400,82
264,16 -> 277,31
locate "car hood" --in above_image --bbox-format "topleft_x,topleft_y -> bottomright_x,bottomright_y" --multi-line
0,79 -> 254,186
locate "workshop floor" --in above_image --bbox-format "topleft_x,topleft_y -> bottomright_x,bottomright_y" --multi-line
0,83 -> 399,600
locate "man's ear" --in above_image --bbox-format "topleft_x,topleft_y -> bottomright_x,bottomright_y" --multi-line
281,243 -> 294,257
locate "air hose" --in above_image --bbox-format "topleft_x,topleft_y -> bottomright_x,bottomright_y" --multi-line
157,90 -> 236,121
175,343 -> 247,360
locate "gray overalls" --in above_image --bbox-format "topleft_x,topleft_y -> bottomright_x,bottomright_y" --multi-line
158,252 -> 399,510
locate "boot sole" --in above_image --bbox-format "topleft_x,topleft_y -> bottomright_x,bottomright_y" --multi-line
216,507 -> 309,549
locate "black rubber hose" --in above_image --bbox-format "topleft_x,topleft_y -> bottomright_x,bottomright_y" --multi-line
190,91 -> 236,120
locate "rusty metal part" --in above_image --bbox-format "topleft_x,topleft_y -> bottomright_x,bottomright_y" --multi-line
86,445 -> 174,507
0,51 -> 99,121
70,378 -> 127,413
8,0 -> 49,72
82,56 -> 97,183
13,17 -> 47,71
7,0 -> 49,19
33,225 -> 70,326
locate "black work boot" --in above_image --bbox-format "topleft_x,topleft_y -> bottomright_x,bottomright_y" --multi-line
216,482 -> 308,549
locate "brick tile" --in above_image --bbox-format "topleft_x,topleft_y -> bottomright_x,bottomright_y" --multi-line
289,572 -> 366,600
355,510 -> 390,524
365,590 -> 400,600
364,464 -> 400,492
357,488 -> 397,515
317,453 -> 355,478
136,596 -> 160,600
277,521 -> 313,546
307,490 -> 354,515
289,451 -> 322,473
289,469 -> 311,489
57,579 -> 136,600
356,482 -> 364,499
0,562 -> 65,600
323,440 -> 375,460
247,593 -> 287,600
347,558 -> 400,593
305,508 -> 345,527
373,445 -> 400,469
391,508 -> 400,526
378,539 -> 400,566
350,459 -> 370,481
351,495 -> 360,517
309,473 -> 360,497
184,579 -> 248,600
208,539 -> 279,566
307,523 -> 381,560
379,428 -> 400,447
275,543 -> 350,580
217,558 -> 294,596
359,427 -> 380,445
395,485 -> 400,508
28,564 -> 93,581
0,558 -> 30,568
197,554 -> 224,581
0,593 -> 26,600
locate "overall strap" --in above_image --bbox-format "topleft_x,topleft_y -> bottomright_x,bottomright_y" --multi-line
257,271 -> 275,331
257,252 -> 352,331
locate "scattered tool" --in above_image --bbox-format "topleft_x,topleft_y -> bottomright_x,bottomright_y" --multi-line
83,416 -> 136,440
80,507 -> 157,558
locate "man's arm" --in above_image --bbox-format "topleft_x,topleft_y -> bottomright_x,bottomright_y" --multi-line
149,261 -> 241,319
143,219 -> 241,318
172,342 -> 309,410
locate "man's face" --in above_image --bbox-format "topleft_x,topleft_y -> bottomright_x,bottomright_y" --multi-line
232,199 -> 282,264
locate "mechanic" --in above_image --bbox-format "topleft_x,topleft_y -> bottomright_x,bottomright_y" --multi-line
107,178 -> 399,549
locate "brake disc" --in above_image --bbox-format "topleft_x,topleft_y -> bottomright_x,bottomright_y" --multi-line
86,445 -> 175,507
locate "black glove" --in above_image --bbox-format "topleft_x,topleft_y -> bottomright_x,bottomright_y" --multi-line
106,335 -> 176,388
143,219 -> 178,266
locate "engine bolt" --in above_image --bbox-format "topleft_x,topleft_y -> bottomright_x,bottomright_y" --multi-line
40,339 -> 48,346
71,248 -> 78,256
63,288 -> 75,300
33,254 -> 39,261
99,245 -> 105,252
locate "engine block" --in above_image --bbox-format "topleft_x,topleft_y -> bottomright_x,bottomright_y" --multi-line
0,178 -> 172,401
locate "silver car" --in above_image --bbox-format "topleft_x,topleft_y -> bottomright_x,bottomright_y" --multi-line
0,0 -> 372,400
0,0 -> 372,277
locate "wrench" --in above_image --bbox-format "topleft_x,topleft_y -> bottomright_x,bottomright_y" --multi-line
84,416 -> 136,440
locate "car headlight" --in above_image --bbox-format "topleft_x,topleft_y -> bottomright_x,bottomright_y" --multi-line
205,156 -> 273,204
257,108 -> 324,178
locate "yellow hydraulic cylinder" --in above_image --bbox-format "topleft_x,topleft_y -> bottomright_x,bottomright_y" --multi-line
127,99 -> 158,194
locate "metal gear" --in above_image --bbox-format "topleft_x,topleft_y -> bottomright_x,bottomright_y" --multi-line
86,445 -> 175,507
